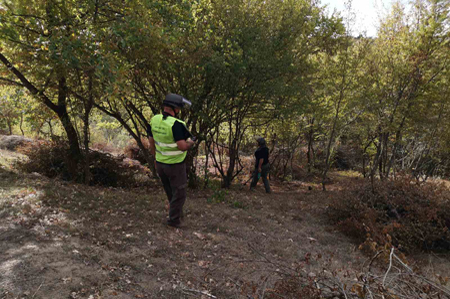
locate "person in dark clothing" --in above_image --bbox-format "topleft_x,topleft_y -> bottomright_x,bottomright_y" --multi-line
148,93 -> 195,228
250,137 -> 271,193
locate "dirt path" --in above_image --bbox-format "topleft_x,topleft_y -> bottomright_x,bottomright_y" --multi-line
0,161 -> 370,299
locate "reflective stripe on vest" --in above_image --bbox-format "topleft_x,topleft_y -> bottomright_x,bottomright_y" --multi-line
156,149 -> 184,156
150,114 -> 187,164
155,141 -> 178,148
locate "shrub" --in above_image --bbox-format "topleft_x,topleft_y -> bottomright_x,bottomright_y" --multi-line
88,151 -> 140,187
327,177 -> 450,253
16,141 -> 69,178
207,189 -> 228,203
91,141 -> 117,154
242,250 -> 450,299
123,138 -> 150,165
241,277 -> 321,299
16,142 -> 143,187
0,134 -> 34,151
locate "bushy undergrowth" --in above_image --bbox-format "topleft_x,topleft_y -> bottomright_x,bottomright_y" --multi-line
242,250 -> 450,299
265,277 -> 322,299
327,177 -> 450,253
16,142 -> 143,187
123,138 -> 150,165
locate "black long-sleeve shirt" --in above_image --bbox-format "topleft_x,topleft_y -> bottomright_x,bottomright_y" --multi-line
255,146 -> 269,168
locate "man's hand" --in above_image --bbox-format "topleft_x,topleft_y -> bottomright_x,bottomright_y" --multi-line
186,138 -> 195,147
176,138 -> 195,151
258,158 -> 263,173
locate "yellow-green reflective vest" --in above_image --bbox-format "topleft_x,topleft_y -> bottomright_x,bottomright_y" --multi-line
150,114 -> 187,164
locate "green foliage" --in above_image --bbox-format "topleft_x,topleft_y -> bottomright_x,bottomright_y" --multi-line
90,113 -> 130,149
232,200 -> 246,209
206,188 -> 246,209
207,188 -> 228,204
0,86 -> 26,134
0,0 -> 449,186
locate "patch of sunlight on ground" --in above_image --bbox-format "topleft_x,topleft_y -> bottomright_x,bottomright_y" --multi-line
0,149 -> 26,169
23,244 -> 39,250
7,243 -> 40,256
0,259 -> 21,288
336,170 -> 362,178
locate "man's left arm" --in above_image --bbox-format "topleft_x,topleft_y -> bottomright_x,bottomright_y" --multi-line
147,123 -> 156,157
258,158 -> 263,173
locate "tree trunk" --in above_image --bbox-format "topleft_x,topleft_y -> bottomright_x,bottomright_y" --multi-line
57,105 -> 82,177
95,103 -> 157,177
83,114 -> 91,185
362,154 -> 366,178
7,121 -> 12,135
0,53 -> 82,167
361,140 -> 373,178
322,103 -> 341,191
137,140 -> 157,177
56,77 -> 82,162
135,141 -> 157,178
186,145 -> 200,189
204,141 -> 210,189
369,131 -> 383,192
222,139 -> 237,188
19,114 -> 24,135
48,120 -> 54,139
379,157 -> 383,180
83,100 -> 93,184
307,118 -> 315,173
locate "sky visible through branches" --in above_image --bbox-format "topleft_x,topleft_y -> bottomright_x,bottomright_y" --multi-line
321,0 -> 409,37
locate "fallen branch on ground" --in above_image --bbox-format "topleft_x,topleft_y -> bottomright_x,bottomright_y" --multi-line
182,288 -> 217,298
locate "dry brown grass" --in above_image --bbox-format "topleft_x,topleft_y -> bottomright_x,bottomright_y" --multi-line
327,176 -> 450,254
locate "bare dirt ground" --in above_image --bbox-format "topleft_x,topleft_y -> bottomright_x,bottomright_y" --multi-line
1,149 -> 449,298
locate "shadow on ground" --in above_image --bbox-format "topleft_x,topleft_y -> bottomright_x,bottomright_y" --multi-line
1,166 -> 366,298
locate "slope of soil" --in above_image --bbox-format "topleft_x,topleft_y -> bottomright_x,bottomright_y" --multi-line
1,150 -> 449,298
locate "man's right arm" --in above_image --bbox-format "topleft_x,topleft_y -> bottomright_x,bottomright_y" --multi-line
173,121 -> 194,151
148,137 -> 156,156
176,138 -> 194,151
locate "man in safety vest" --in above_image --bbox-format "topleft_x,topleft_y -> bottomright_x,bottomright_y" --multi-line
148,94 -> 195,228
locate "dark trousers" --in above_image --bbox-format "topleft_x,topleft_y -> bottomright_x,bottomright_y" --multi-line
250,163 -> 271,193
156,162 -> 187,225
